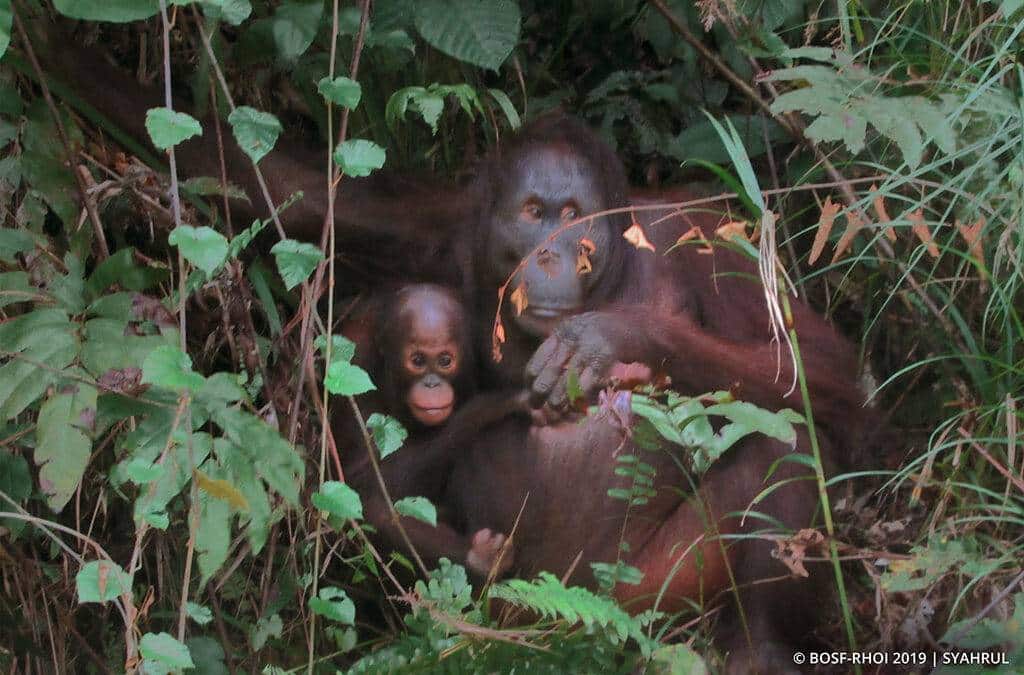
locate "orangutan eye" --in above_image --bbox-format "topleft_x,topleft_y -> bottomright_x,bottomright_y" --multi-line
561,205 -> 579,221
410,352 -> 427,368
438,353 -> 453,369
522,201 -> 543,221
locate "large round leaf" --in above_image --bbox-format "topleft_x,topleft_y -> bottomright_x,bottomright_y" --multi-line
414,0 -> 521,71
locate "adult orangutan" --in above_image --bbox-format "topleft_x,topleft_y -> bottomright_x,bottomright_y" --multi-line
435,114 -> 875,671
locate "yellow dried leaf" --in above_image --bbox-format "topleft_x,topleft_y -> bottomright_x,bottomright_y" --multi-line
510,281 -> 529,316
196,469 -> 250,511
674,225 -> 704,247
908,209 -> 939,258
870,184 -> 897,242
576,237 -> 596,275
491,319 -> 506,363
623,219 -> 656,252
715,220 -> 750,243
956,217 -> 985,262
809,196 -> 840,265
831,211 -> 866,263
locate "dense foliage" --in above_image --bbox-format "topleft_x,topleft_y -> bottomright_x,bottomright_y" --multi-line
0,0 -> 1022,672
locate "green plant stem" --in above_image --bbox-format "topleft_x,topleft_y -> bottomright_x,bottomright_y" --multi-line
780,291 -> 859,662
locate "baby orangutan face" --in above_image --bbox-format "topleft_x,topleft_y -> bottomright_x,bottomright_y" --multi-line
384,285 -> 468,427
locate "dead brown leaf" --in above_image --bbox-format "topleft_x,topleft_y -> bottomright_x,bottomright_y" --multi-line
491,318 -> 506,363
908,209 -> 939,258
536,249 -> 560,278
831,211 -> 866,263
510,281 -> 529,316
773,528 -> 826,578
956,216 -> 985,262
715,220 -> 750,243
623,218 -> 656,252
576,237 -> 596,275
674,225 -> 704,248
869,184 -> 897,242
809,196 -> 840,265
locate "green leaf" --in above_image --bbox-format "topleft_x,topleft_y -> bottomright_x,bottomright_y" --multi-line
145,108 -> 202,150
271,0 -> 323,60
125,457 -> 164,484
0,450 -> 30,536
249,614 -> 282,651
367,413 -> 407,458
139,632 -> 194,670
318,76 -> 362,109
76,560 -> 132,604
227,106 -> 283,164
314,334 -> 356,366
87,247 -> 169,293
414,0 -> 521,71
0,309 -> 78,421
704,400 -> 798,448
269,239 -> 324,289
0,228 -> 36,262
324,361 -> 375,396
649,643 -> 709,675
168,225 -> 229,277
311,481 -> 363,520
488,88 -> 521,129
36,381 -> 96,512
395,496 -> 437,526
181,176 -> 250,204
333,139 -> 386,177
185,636 -> 228,675
22,101 -> 81,228
0,272 -> 36,310
53,0 -> 159,22
0,0 -> 11,61
142,345 -> 206,392
186,602 -> 213,626
196,463 -> 233,585
309,586 -> 356,625
202,0 -> 252,25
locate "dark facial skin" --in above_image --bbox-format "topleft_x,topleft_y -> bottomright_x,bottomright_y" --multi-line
485,145 -> 619,339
